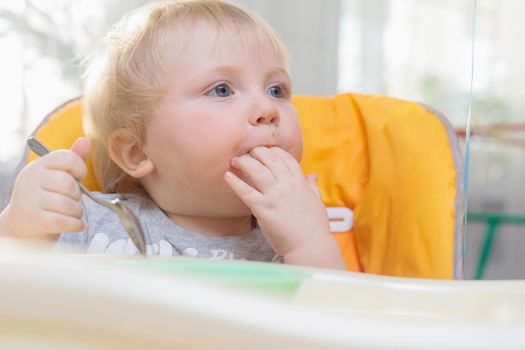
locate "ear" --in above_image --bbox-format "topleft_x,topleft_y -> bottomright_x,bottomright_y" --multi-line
108,129 -> 155,179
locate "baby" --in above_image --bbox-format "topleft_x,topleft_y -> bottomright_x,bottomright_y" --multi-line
0,0 -> 344,269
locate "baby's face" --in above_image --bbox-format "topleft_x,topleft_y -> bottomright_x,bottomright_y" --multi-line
142,21 -> 303,218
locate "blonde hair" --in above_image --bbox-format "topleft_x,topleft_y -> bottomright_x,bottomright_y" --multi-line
83,0 -> 289,192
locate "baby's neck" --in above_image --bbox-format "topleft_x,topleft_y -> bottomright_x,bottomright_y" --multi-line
165,212 -> 254,237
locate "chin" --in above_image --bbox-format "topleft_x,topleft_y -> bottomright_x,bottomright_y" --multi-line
212,194 -> 253,217
225,199 -> 253,216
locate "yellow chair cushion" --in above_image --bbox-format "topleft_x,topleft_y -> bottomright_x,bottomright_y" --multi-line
295,94 -> 458,279
27,99 -> 102,193
28,94 -> 460,279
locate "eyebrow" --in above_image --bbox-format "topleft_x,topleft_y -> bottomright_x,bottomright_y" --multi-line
201,65 -> 291,81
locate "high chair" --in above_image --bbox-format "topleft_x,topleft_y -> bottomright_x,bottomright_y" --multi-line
5,93 -> 464,279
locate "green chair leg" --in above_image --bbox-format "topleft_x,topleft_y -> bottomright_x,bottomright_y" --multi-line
474,220 -> 499,280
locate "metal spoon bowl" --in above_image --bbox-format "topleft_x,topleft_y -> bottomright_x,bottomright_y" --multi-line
27,137 -> 147,256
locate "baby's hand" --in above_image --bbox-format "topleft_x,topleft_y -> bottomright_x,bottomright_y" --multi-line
225,146 -> 345,269
0,138 -> 90,240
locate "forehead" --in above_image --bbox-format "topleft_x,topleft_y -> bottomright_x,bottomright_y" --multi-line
162,18 -> 288,70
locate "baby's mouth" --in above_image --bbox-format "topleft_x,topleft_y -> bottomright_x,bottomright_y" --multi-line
231,129 -> 281,167
244,130 -> 278,154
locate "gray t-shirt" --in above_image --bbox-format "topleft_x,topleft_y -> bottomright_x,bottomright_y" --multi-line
56,193 -> 280,262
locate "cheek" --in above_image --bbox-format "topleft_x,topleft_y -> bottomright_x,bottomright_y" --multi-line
280,118 -> 303,162
159,120 -> 243,177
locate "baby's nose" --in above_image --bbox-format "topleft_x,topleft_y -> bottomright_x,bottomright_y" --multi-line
251,106 -> 280,126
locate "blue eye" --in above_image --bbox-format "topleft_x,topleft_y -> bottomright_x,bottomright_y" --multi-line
267,85 -> 284,98
207,84 -> 232,97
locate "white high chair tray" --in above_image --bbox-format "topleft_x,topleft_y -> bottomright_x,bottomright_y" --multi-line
0,238 -> 524,350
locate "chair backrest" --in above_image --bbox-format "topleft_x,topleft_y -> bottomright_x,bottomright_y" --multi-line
296,94 -> 463,279
6,93 -> 464,279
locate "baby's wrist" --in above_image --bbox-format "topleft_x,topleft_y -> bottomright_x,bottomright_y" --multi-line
283,235 -> 345,270
282,234 -> 331,259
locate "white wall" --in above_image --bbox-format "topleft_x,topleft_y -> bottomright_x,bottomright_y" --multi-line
233,0 -> 341,96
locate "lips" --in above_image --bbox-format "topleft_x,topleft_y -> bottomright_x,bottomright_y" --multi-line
236,129 -> 279,156
228,143 -> 276,187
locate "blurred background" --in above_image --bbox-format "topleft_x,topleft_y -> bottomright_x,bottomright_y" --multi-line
0,0 -> 523,279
